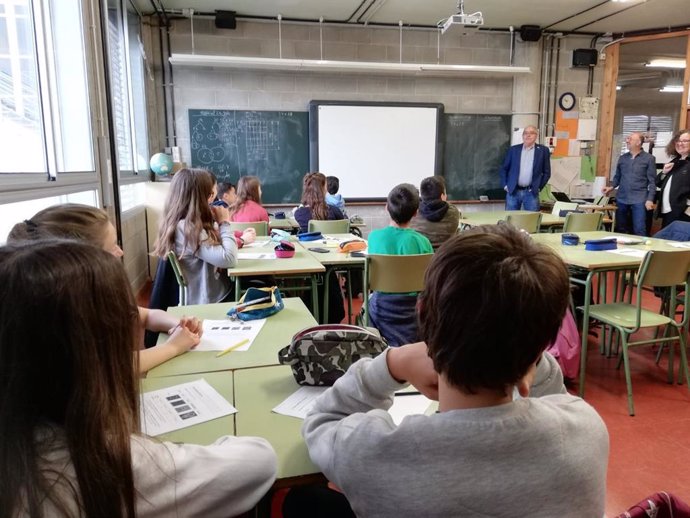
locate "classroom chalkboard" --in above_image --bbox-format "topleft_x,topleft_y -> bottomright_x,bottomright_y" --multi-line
442,114 -> 511,201
189,109 -> 309,204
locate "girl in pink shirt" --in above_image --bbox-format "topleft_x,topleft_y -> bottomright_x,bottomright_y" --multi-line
229,176 -> 270,224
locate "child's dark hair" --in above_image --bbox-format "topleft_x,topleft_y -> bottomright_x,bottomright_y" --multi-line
217,181 -> 235,198
326,176 -> 339,195
418,224 -> 569,395
420,176 -> 446,202
386,183 -> 419,225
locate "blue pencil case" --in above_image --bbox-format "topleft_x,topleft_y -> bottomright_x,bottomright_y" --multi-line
584,238 -> 617,251
297,231 -> 323,242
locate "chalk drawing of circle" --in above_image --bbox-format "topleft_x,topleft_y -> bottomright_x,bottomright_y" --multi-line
198,148 -> 214,164
211,147 -> 225,161
191,141 -> 200,150
208,132 -> 218,141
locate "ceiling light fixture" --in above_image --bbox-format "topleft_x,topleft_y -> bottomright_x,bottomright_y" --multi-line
168,54 -> 530,77
645,58 -> 686,69
659,85 -> 684,93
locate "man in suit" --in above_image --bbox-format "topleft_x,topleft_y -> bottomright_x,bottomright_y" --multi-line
499,125 -> 551,211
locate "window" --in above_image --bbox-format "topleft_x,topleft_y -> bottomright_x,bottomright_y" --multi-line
620,114 -> 674,154
107,0 -> 149,177
0,189 -> 98,243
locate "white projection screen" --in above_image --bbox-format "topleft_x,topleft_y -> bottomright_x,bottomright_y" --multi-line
309,102 -> 444,199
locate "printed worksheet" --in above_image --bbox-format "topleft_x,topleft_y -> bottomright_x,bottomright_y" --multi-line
242,239 -> 271,248
607,247 -> 648,258
193,318 -> 267,352
140,379 -> 236,436
239,252 -> 277,259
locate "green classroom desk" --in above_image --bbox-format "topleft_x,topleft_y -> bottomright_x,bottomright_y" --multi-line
458,210 -> 564,230
233,365 -> 319,480
147,297 -> 317,378
140,371 -> 235,444
232,240 -> 326,319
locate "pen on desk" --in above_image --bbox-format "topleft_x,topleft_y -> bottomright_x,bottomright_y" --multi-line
234,296 -> 271,312
216,338 -> 250,358
394,391 -> 422,397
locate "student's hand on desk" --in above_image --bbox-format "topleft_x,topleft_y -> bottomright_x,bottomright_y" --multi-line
173,316 -> 203,337
386,342 -> 439,401
166,325 -> 201,354
241,228 -> 256,244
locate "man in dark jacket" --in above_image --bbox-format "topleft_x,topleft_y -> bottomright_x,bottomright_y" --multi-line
410,176 -> 460,250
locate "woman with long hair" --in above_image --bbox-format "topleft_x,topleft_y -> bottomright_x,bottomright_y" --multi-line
0,240 -> 276,517
294,172 -> 346,233
228,175 -> 269,223
657,129 -> 690,228
8,204 -> 201,373
153,168 -> 256,304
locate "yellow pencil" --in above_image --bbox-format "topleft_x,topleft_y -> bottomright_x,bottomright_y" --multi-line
215,338 -> 250,358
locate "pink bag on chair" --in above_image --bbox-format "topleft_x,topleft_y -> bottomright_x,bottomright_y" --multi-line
546,309 -> 581,381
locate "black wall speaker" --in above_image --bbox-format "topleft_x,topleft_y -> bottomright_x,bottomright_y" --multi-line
519,25 -> 542,42
215,10 -> 237,30
572,48 -> 598,68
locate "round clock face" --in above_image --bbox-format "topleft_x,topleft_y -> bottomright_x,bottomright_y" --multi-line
559,92 -> 576,111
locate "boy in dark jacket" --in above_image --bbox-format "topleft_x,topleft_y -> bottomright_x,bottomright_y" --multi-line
410,176 -> 460,250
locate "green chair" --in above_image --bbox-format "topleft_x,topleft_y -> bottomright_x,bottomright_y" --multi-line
363,254 -> 433,326
579,250 -> 690,416
229,221 -> 268,236
166,251 -> 188,306
505,212 -> 542,233
563,212 -> 603,232
308,219 -> 350,234
552,201 -> 580,215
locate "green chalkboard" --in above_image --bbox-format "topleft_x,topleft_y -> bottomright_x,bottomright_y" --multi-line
442,114 -> 511,201
189,109 -> 309,204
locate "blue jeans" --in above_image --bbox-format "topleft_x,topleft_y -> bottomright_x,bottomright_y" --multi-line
505,189 -> 539,211
615,202 -> 647,236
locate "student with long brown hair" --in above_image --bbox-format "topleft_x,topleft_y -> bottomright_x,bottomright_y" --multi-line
153,168 -> 256,304
8,204 -> 201,374
228,175 -> 270,223
294,172 -> 346,233
0,240 -> 277,517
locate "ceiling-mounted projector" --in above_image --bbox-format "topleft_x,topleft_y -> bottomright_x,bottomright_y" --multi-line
440,1 -> 484,35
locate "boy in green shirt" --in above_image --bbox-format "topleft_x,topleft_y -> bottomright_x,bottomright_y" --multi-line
366,184 -> 433,346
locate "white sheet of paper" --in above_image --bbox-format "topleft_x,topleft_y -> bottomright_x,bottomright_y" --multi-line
271,386 -> 328,419
577,119 -> 597,141
193,318 -> 267,352
567,139 -> 581,157
389,393 -> 433,425
239,252 -> 276,259
271,387 -> 433,424
607,247 -> 648,258
669,242 -> 690,249
615,237 -> 644,245
140,379 -> 237,436
242,239 -> 271,248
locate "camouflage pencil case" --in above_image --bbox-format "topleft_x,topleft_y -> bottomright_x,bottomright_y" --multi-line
277,324 -> 388,386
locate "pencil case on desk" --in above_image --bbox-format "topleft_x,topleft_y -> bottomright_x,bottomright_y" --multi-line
297,231 -> 323,242
226,286 -> 284,321
338,240 -> 367,253
584,238 -> 617,251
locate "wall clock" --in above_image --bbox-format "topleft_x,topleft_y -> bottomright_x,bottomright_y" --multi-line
558,92 -> 576,111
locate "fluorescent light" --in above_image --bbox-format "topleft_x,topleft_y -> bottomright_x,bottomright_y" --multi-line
659,85 -> 684,93
645,58 -> 686,69
168,54 -> 531,77
616,85 -> 621,90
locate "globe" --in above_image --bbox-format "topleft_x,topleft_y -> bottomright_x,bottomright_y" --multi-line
149,153 -> 174,176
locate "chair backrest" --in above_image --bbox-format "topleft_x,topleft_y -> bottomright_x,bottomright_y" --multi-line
551,201 -> 579,215
639,250 -> 690,288
653,220 -> 690,242
166,251 -> 188,306
505,212 -> 542,233
229,221 -> 268,236
592,195 -> 610,206
366,254 -> 434,293
308,219 -> 350,233
563,212 -> 603,232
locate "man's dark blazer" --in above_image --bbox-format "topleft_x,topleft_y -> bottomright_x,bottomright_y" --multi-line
499,144 -> 552,195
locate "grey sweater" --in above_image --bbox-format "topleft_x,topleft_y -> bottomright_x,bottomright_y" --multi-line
303,351 -> 608,518
175,220 -> 237,304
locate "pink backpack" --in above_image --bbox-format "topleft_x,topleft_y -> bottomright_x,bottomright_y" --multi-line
546,309 -> 581,381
